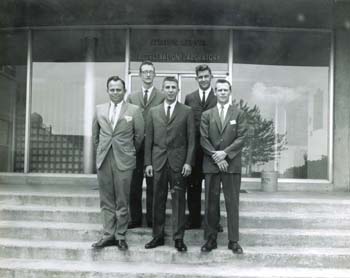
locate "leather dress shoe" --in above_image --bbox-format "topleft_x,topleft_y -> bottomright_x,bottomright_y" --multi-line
228,241 -> 243,254
174,239 -> 187,252
128,222 -> 142,229
201,238 -> 217,252
145,237 -> 164,249
116,239 -> 128,251
217,224 -> 224,233
92,237 -> 116,248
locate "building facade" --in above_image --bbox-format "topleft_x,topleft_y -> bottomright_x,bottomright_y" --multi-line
0,0 -> 350,191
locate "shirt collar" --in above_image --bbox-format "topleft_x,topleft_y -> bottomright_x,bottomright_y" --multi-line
164,100 -> 177,110
199,87 -> 212,95
217,101 -> 230,110
142,86 -> 154,94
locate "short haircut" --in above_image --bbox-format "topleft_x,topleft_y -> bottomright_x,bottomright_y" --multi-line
195,64 -> 212,76
215,79 -> 232,91
106,76 -> 126,91
162,76 -> 179,88
139,60 -> 155,73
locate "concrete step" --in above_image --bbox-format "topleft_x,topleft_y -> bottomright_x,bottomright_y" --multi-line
2,258 -> 350,278
1,205 -> 350,229
0,221 -> 349,248
2,191 -> 350,214
0,238 -> 350,268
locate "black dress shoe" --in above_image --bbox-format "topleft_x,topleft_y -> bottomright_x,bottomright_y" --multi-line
145,237 -> 165,249
174,239 -> 187,252
116,239 -> 128,251
128,222 -> 142,229
201,238 -> 217,252
228,241 -> 243,254
217,224 -> 223,233
92,237 -> 116,248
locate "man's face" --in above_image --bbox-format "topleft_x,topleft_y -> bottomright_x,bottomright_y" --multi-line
163,80 -> 179,104
107,80 -> 125,105
196,69 -> 212,90
140,64 -> 155,86
215,82 -> 231,105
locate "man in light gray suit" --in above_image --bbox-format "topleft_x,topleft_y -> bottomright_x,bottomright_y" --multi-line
92,76 -> 144,251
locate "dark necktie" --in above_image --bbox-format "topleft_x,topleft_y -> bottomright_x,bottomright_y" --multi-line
201,91 -> 206,107
144,90 -> 148,106
166,105 -> 171,122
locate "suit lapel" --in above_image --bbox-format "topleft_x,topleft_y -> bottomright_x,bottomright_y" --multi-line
193,90 -> 201,106
114,102 -> 127,131
221,105 -> 233,134
146,88 -> 157,107
168,102 -> 179,125
137,90 -> 144,108
212,106 -> 222,133
102,103 -> 113,132
158,103 -> 167,125
205,88 -> 216,109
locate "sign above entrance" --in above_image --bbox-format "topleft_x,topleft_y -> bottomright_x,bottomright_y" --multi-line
130,30 -> 229,63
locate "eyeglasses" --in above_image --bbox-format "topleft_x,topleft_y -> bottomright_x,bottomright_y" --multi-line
141,70 -> 155,75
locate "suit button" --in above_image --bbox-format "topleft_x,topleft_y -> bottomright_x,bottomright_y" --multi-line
220,139 -> 223,142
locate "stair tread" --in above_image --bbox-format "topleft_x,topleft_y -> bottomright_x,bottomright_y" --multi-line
1,220 -> 350,236
1,237 -> 350,255
1,205 -> 350,219
0,258 -> 350,277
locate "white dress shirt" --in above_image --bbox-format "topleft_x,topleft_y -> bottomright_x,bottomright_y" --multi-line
217,102 -> 230,122
109,101 -> 123,129
164,101 -> 177,119
198,87 -> 212,103
142,86 -> 154,103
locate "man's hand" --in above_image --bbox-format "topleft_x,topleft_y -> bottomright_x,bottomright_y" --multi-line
145,165 -> 153,177
182,164 -> 192,177
217,160 -> 228,172
211,150 -> 227,163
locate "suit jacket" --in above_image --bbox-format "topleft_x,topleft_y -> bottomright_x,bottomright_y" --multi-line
200,104 -> 247,174
144,102 -> 196,172
127,87 -> 165,125
92,102 -> 144,170
184,88 -> 217,139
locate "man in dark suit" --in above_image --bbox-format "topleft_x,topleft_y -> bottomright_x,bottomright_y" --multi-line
144,77 -> 195,252
184,64 -> 220,230
200,79 -> 247,254
92,76 -> 144,251
127,61 -> 165,229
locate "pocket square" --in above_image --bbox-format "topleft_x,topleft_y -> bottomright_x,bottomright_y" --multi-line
230,120 -> 236,125
125,116 -> 133,122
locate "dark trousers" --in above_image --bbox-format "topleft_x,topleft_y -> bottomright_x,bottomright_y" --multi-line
97,149 -> 133,240
129,148 -> 153,225
186,149 -> 203,225
153,161 -> 186,240
204,173 -> 241,242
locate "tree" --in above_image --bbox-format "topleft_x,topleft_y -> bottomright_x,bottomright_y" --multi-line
233,99 -> 287,177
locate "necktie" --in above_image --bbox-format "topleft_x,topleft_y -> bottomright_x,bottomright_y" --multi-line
201,91 -> 206,107
143,90 -> 148,106
111,105 -> 118,128
219,105 -> 225,126
166,105 -> 171,122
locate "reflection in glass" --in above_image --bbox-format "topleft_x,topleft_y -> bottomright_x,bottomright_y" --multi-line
0,31 -> 27,172
31,30 -> 125,173
233,31 -> 330,179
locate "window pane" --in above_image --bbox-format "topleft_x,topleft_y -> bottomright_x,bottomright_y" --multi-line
31,29 -> 125,174
233,31 -> 330,180
0,31 -> 27,172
